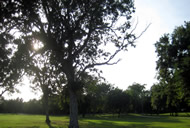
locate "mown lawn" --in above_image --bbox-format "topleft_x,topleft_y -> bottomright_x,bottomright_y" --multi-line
0,113 -> 189,128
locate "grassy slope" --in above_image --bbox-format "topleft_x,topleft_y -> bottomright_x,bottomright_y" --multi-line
0,113 -> 189,128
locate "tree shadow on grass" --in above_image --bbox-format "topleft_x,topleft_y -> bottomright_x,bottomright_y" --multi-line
79,114 -> 182,128
46,122 -> 65,128
25,126 -> 40,128
80,121 -> 164,128
83,114 -> 182,123
47,122 -> 55,128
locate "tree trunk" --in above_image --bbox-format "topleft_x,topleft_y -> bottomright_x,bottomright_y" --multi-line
45,98 -> 50,124
43,86 -> 51,124
118,109 -> 121,118
69,88 -> 79,128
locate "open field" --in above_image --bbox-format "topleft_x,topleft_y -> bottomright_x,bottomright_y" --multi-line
0,113 -> 189,128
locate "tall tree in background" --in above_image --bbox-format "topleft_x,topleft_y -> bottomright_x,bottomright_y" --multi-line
107,88 -> 130,117
151,83 -> 167,114
127,83 -> 146,113
170,22 -> 190,104
155,21 -> 190,114
0,0 -> 136,127
78,74 -> 112,117
28,51 -> 65,123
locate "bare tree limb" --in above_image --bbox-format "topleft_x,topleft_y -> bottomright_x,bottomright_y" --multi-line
136,23 -> 151,39
80,50 -> 121,76
129,18 -> 139,36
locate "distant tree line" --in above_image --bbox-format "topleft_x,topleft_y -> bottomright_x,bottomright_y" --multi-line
0,98 -> 43,114
0,81 -> 189,117
0,82 -> 153,117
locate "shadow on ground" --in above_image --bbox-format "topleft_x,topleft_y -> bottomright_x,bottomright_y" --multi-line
78,114 -> 182,128
46,122 -> 65,128
23,114 -> 187,128
81,114 -> 181,123
26,126 -> 40,128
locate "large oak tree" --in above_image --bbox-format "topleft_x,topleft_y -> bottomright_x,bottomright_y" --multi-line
1,0 -> 136,127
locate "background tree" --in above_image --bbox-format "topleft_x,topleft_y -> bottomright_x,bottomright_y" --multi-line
23,99 -> 43,114
27,50 -> 66,123
0,0 -> 137,127
141,90 -> 152,114
126,83 -> 146,113
155,21 -> 190,115
0,98 -> 23,113
154,34 -> 179,115
107,88 -> 130,117
151,83 -> 167,115
78,74 -> 111,117
169,22 -> 190,105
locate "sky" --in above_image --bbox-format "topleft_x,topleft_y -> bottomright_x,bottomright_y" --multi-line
101,0 -> 190,90
4,0 -> 190,101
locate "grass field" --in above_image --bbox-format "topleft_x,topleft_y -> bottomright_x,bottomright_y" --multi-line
0,113 -> 189,128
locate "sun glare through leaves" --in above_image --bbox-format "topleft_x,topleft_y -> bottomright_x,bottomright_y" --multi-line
32,40 -> 44,51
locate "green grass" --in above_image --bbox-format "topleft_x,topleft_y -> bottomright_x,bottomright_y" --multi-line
0,113 -> 189,128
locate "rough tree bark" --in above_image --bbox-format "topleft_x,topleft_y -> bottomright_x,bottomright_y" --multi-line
69,87 -> 79,128
65,64 -> 79,128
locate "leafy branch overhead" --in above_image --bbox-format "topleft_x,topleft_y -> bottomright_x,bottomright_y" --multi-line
0,0 -> 137,76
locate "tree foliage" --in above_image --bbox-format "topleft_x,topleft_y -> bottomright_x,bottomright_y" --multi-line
107,88 -> 130,117
151,83 -> 167,114
127,83 -> 147,113
0,30 -> 23,97
155,21 -> 190,115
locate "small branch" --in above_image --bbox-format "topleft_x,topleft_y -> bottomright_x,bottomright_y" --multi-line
0,88 -> 8,97
91,58 -> 121,67
123,22 -> 151,47
80,50 -> 121,75
136,23 -> 151,39
129,18 -> 139,36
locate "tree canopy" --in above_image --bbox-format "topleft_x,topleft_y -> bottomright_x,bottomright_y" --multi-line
154,21 -> 190,115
